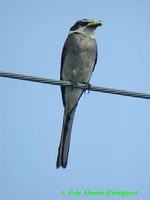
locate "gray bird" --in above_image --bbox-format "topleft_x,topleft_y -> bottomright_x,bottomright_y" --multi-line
56,19 -> 102,168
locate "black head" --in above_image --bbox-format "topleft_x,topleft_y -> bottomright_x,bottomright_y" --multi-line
70,19 -> 102,31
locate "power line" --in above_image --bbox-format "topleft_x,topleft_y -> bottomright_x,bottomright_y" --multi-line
0,70 -> 150,99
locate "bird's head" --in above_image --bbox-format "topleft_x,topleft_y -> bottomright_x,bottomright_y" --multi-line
69,19 -> 102,38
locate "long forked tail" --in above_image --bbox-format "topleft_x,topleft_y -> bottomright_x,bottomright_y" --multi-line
56,107 -> 76,168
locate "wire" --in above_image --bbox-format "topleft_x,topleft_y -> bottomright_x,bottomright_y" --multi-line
0,70 -> 150,99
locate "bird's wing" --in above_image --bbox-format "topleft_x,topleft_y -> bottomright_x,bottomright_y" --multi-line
92,42 -> 98,72
60,41 -> 67,107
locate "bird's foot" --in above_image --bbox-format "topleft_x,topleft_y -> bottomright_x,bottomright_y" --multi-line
70,81 -> 77,90
82,82 -> 91,94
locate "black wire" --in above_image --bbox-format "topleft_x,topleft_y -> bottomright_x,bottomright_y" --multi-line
0,71 -> 150,99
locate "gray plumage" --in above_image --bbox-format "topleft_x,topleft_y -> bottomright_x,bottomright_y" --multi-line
56,19 -> 102,168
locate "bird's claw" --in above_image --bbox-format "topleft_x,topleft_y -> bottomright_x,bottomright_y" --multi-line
83,82 -> 91,94
70,81 -> 77,90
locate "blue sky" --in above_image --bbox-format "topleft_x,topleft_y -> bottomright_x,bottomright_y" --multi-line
0,0 -> 150,199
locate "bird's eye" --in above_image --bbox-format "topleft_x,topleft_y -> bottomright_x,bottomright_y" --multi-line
80,22 -> 88,27
70,21 -> 89,31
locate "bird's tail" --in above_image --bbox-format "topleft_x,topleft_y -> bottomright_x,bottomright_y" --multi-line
56,107 -> 76,168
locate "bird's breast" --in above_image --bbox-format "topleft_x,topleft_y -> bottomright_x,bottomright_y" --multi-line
62,33 -> 97,83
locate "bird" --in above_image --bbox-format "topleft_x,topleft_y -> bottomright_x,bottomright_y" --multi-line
56,19 -> 102,168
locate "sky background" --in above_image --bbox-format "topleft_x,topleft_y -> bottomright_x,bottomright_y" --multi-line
0,0 -> 150,199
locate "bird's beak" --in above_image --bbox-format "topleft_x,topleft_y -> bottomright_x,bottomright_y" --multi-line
87,20 -> 103,27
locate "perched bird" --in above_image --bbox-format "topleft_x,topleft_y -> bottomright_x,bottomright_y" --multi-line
56,19 -> 102,168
